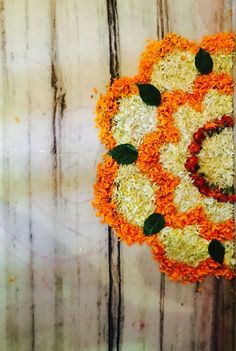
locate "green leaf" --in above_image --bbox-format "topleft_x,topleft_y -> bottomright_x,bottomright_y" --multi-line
108,143 -> 138,164
222,185 -> 235,195
221,188 -> 229,195
216,126 -> 223,134
143,213 -> 165,236
208,239 -> 225,264
137,84 -> 161,106
195,48 -> 213,74
207,130 -> 214,137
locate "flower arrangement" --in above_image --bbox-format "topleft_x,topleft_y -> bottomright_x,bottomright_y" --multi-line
92,33 -> 235,283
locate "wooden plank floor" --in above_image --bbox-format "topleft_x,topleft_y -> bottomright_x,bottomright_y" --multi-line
0,0 -> 235,350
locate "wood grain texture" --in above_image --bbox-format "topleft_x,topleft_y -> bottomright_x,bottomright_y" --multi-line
0,0 -> 235,350
106,1 -> 122,350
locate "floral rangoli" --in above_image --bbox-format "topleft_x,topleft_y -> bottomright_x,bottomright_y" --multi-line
92,33 -> 235,283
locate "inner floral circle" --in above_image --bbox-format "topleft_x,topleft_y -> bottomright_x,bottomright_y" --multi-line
198,128 -> 234,189
185,115 -> 236,203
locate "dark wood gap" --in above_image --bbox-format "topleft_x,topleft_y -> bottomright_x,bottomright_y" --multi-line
106,0 -> 122,350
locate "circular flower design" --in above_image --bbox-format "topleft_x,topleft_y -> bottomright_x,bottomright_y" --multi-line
93,33 -> 235,283
185,115 -> 235,202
